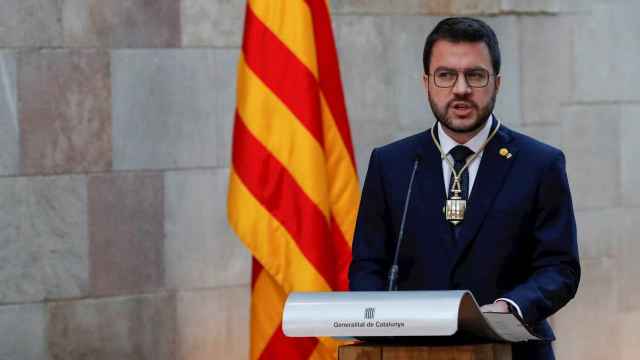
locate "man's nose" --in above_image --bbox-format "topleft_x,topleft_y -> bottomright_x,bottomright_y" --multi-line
452,74 -> 472,95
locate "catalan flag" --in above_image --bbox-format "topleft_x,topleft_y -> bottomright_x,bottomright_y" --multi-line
227,0 -> 360,359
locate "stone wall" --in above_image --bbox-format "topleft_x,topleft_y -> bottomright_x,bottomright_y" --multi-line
0,0 -> 637,359
0,1 -> 249,359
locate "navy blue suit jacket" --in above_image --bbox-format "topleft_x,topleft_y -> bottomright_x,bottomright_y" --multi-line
349,121 -> 580,359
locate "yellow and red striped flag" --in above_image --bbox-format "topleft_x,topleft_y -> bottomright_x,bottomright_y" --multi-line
227,0 -> 360,359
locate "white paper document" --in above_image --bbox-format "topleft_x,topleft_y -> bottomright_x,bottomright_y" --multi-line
482,312 -> 541,342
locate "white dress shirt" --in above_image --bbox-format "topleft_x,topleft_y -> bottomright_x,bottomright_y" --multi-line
438,114 -> 493,196
436,115 -> 523,317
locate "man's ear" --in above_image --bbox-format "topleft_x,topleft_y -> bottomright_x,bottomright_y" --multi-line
422,74 -> 429,95
494,74 -> 501,94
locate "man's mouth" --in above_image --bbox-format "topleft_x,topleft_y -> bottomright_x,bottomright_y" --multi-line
451,101 -> 474,110
449,101 -> 475,117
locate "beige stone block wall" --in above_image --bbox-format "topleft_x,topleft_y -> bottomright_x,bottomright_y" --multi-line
0,1 -> 250,359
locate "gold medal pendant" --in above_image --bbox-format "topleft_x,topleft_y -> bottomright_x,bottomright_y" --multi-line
445,196 -> 466,225
445,178 -> 466,225
430,118 -> 502,228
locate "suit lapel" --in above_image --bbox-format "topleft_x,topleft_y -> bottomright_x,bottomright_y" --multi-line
451,125 -> 517,267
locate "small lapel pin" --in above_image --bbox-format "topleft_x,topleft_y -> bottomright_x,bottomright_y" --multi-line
499,148 -> 512,159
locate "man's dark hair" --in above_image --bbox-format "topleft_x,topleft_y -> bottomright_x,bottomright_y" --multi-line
423,17 -> 501,75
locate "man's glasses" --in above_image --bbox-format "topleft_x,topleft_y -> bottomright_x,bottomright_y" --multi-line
428,68 -> 493,88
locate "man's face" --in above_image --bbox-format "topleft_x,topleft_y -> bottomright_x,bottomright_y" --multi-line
423,40 -> 501,136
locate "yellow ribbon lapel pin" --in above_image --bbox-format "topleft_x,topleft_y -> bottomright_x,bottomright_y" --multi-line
499,148 -> 512,159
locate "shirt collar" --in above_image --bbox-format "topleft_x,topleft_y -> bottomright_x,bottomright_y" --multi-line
437,114 -> 494,156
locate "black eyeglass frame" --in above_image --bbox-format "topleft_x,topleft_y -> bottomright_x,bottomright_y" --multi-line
425,68 -> 495,88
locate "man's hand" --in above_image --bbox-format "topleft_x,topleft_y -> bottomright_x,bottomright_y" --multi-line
480,300 -> 510,313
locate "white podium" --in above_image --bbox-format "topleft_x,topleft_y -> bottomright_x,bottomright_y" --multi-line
282,290 -> 541,342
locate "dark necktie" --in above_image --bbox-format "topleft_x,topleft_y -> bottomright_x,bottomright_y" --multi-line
448,146 -> 474,241
448,145 -> 474,201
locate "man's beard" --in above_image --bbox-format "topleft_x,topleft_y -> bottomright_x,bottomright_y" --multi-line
428,91 -> 497,134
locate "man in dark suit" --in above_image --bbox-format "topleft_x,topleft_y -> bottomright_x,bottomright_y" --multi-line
349,17 -> 580,360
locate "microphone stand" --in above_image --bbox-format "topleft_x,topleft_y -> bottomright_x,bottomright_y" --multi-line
387,155 -> 420,291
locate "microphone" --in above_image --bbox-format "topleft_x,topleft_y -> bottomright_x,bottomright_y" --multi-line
387,154 -> 421,291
